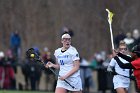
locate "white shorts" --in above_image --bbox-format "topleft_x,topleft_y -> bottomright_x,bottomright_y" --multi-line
56,76 -> 82,91
113,75 -> 130,90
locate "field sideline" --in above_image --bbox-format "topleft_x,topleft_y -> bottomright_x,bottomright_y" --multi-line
0,90 -> 54,93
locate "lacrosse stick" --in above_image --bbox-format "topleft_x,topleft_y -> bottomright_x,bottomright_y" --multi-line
106,9 -> 114,50
107,71 -> 135,80
115,73 -> 135,80
26,48 -> 75,89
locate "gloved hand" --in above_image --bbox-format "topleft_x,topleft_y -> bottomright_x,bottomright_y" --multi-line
130,76 -> 135,80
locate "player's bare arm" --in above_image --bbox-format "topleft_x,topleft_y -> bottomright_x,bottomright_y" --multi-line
45,59 -> 60,69
59,60 -> 80,80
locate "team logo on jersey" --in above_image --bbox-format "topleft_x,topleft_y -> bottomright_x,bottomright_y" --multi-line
58,55 -> 69,58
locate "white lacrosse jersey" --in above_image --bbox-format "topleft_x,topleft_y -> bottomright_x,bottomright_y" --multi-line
54,45 -> 80,77
109,57 -> 130,77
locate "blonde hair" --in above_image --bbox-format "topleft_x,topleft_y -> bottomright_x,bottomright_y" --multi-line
119,40 -> 127,47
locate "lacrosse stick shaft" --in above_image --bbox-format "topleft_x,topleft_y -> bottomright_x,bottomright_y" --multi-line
109,24 -> 114,50
49,67 -> 75,89
40,60 -> 75,89
116,73 -> 135,80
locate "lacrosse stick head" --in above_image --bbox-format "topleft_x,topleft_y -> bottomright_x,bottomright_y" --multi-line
26,48 -> 41,62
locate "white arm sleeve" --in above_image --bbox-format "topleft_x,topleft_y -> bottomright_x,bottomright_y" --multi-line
109,58 -> 116,67
71,50 -> 80,61
107,58 -> 116,72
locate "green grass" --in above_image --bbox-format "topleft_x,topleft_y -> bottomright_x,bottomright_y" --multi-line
0,90 -> 54,93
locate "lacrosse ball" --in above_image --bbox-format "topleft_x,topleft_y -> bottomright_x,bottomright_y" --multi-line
30,54 -> 35,57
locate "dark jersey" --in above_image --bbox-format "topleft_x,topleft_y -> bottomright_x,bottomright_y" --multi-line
131,58 -> 140,89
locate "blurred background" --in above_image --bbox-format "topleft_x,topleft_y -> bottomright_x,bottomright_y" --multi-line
0,0 -> 140,93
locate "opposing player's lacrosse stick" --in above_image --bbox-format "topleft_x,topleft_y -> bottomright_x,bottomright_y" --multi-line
107,71 -> 135,80
116,73 -> 135,80
106,9 -> 114,49
26,48 -> 75,89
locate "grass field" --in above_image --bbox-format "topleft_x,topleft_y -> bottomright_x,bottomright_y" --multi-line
0,90 -> 54,93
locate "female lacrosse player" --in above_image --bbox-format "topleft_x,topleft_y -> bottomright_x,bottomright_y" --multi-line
113,44 -> 140,92
107,41 -> 131,93
45,32 -> 82,93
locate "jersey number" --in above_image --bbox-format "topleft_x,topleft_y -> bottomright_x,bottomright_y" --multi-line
60,60 -> 64,65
